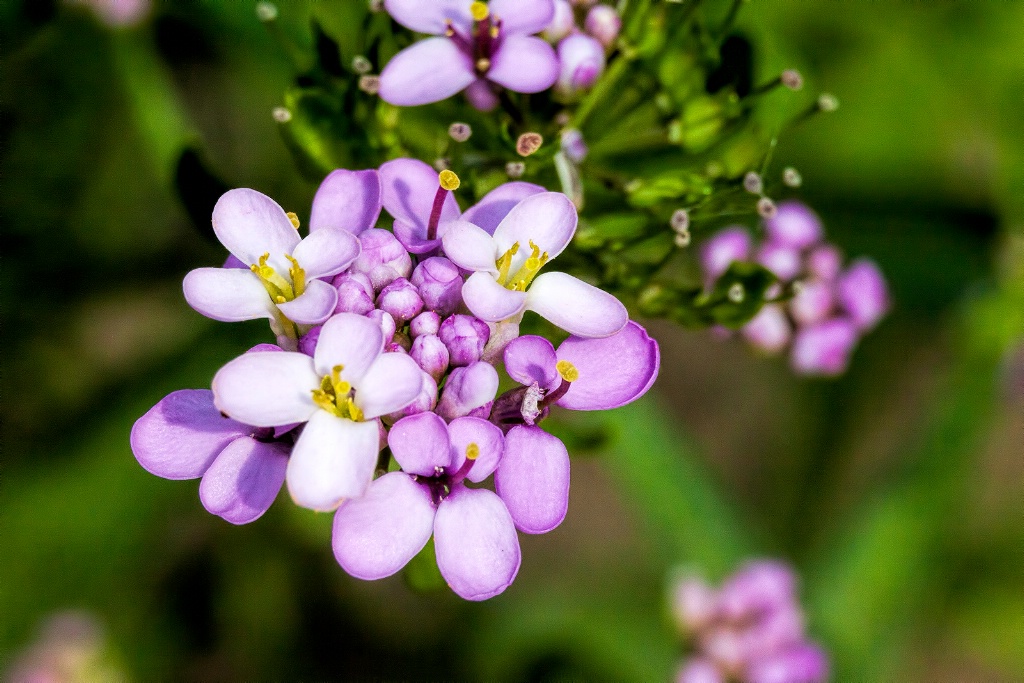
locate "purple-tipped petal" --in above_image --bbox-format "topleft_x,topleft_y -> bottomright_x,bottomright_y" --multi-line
211,188 -> 300,272
199,437 -> 289,524
837,258 -> 889,331
380,158 -> 461,232
488,35 -> 559,93
555,321 -> 659,409
291,228 -> 361,280
388,412 -> 453,476
448,416 -> 504,482
286,412 -> 380,510
790,318 -> 858,376
462,271 -> 528,322
556,33 -> 605,93
492,191 -> 577,263
275,279 -> 339,325
436,362 -> 500,421
434,486 -> 520,600
313,312 -> 384,382
526,271 -> 628,338
742,304 -> 792,354
354,352 -> 425,419
309,169 -> 382,235
764,201 -> 823,250
495,425 -> 569,533
392,219 -> 442,255
503,335 -> 560,392
182,268 -> 273,322
379,38 -> 476,106
701,227 -> 752,282
440,220 -> 500,273
332,472 -> 436,579
462,182 -> 546,235
384,0 -> 473,34
212,352 -> 319,427
465,78 -> 499,111
131,390 -> 249,480
490,0 -> 555,35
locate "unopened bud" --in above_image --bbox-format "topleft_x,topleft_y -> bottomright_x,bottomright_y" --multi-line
757,196 -> 778,219
433,158 -> 451,171
439,314 -> 490,366
674,231 -> 691,248
516,132 -> 543,157
255,1 -> 277,22
728,282 -> 745,303
817,93 -> 839,112
410,334 -> 450,382
376,277 -> 424,323
585,4 -> 621,49
409,311 -> 441,338
368,0 -> 383,11
351,55 -> 372,74
505,161 -> 525,178
670,208 -> 690,233
358,75 -> 380,95
780,69 -> 803,91
743,171 -> 763,195
366,309 -> 397,345
272,106 -> 291,123
783,167 -> 802,187
448,122 -> 472,142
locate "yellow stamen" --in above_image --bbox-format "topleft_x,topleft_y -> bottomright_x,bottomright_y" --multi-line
466,443 -> 480,460
556,360 -> 579,382
275,295 -> 286,304
489,25 -> 499,38
250,252 -> 296,301
475,57 -> 491,72
470,1 -> 489,21
439,169 -> 461,191
495,242 -> 520,286
285,254 -> 306,297
505,240 -> 549,290
310,364 -> 364,421
286,211 -> 301,229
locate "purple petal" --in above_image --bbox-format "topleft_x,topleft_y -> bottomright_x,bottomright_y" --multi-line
462,271 -> 528,322
447,416 -> 504,482
526,271 -> 628,337
556,33 -> 605,93
392,219 -> 442,255
807,244 -> 843,281
462,182 -> 546,235
309,169 -> 382,235
494,425 -> 569,533
275,279 -> 339,325
790,318 -> 859,376
675,659 -> 724,683
789,280 -> 835,326
379,38 -> 476,106
490,0 -> 555,35
182,268 -> 273,322
757,243 -> 802,282
746,644 -> 829,683
719,560 -> 798,621
503,335 -> 560,392
212,352 -> 319,427
434,486 -> 520,600
555,320 -> 659,410
384,0 -> 473,34
332,472 -> 436,579
837,258 -> 889,331
701,227 -> 752,282
388,412 -> 453,476
211,188 -> 300,272
440,220 -> 500,273
131,389 -> 248,480
464,78 -> 499,111
764,201 -> 823,250
353,352 -> 424,419
291,228 -> 361,280
741,304 -> 792,354
379,157 -> 461,232
492,191 -> 577,262
199,437 -> 289,524
286,412 -> 380,510
313,312 -> 384,382
488,35 -> 559,93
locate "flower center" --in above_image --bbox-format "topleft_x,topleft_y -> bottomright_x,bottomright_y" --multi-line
444,2 -> 502,76
311,364 -> 364,421
414,442 -> 479,505
495,240 -> 549,291
250,251 -> 307,304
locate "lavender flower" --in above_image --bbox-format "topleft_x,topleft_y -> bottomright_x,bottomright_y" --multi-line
556,33 -> 605,95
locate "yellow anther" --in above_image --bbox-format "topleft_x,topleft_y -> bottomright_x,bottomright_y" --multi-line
556,360 -> 579,382
475,58 -> 491,72
470,1 -> 489,21
275,295 -> 286,304
439,169 -> 461,191
466,443 -> 480,460
495,241 -> 520,285
489,25 -> 499,38
345,397 -> 364,422
286,211 -> 301,229
285,253 -> 306,296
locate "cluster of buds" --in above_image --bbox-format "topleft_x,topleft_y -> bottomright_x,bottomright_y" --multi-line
671,561 -> 829,683
701,201 -> 890,376
544,0 -> 621,97
131,160 -> 659,600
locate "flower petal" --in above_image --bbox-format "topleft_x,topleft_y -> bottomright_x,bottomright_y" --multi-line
461,182 -> 546,235
555,321 -> 659,410
462,271 -> 528,322
182,268 -> 273,322
393,219 -> 441,255
275,279 -> 339,325
494,425 -> 569,534
286,412 -> 380,510
379,157 -> 461,231
291,228 -> 361,280
199,437 -> 289,524
492,191 -> 577,264
354,352 -> 425,419
309,169 -> 382,235
489,0 -> 555,35
384,0 -> 472,34
487,35 -> 559,93
211,188 -> 300,272
332,472 -> 436,579
503,335 -> 559,392
379,38 -> 477,107
131,389 -> 248,480
448,417 -> 504,482
441,220 -> 500,273
212,352 -> 319,427
526,272 -> 628,337
313,312 -> 384,382
434,486 -> 520,600
464,78 -> 499,111
388,411 -> 453,476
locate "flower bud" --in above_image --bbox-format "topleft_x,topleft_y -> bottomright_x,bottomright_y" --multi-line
807,245 -> 842,281
410,256 -> 463,316
436,362 -> 499,421
516,132 -> 544,157
409,334 -> 450,382
560,128 -> 588,163
757,243 -> 803,282
837,258 -> 889,331
439,314 -> 491,366
672,576 -> 719,634
365,309 -> 396,346
544,0 -> 575,42
376,277 -> 423,323
764,201 -> 823,250
780,69 -> 804,91
701,227 -> 752,282
746,644 -> 829,683
557,34 -> 606,94
350,228 -> 413,291
384,371 -> 438,423
790,280 -> 834,326
409,311 -> 441,338
670,208 -> 690,233
742,304 -> 792,354
790,318 -> 858,376
271,107 -> 291,123
351,55 -> 372,74
757,197 -> 778,219
674,659 -> 722,683
718,561 -> 797,622
782,167 -> 802,188
358,75 -> 380,95
505,161 -> 526,178
585,4 -> 621,48
448,122 -> 472,142
743,171 -> 763,195
332,271 -> 375,315
298,325 -> 321,356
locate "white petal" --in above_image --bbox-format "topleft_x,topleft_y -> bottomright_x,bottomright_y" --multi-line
492,192 -> 577,274
291,228 -> 361,279
212,188 -> 300,272
462,271 -> 528,322
313,312 -> 384,382
275,279 -> 338,325
354,353 -> 424,419
525,272 -> 627,338
286,412 -> 381,510
440,220 -> 500,273
212,352 -> 319,427
182,268 -> 273,322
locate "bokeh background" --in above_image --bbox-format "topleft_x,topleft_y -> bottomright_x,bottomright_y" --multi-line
2,1 -> 1022,680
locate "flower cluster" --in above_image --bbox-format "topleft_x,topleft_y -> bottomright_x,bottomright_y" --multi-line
701,201 -> 890,376
671,561 -> 829,683
131,160 -> 659,600
544,0 -> 621,97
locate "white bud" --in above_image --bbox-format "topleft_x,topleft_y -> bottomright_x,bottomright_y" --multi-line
505,161 -> 525,178
272,106 -> 292,123
674,231 -> 691,248
743,171 -> 763,195
448,122 -> 472,142
358,75 -> 380,95
818,93 -> 839,112
757,197 -> 777,219
351,55 -> 372,74
728,283 -> 745,303
782,167 -> 802,187
670,209 -> 690,233
255,1 -> 278,21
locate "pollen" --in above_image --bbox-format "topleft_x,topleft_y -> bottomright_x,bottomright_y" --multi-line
286,211 -> 301,229
470,1 -> 489,21
466,443 -> 480,460
556,360 -> 579,382
438,169 -> 461,191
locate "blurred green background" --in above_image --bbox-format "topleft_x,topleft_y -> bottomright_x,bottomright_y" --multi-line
2,1 -> 1022,680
